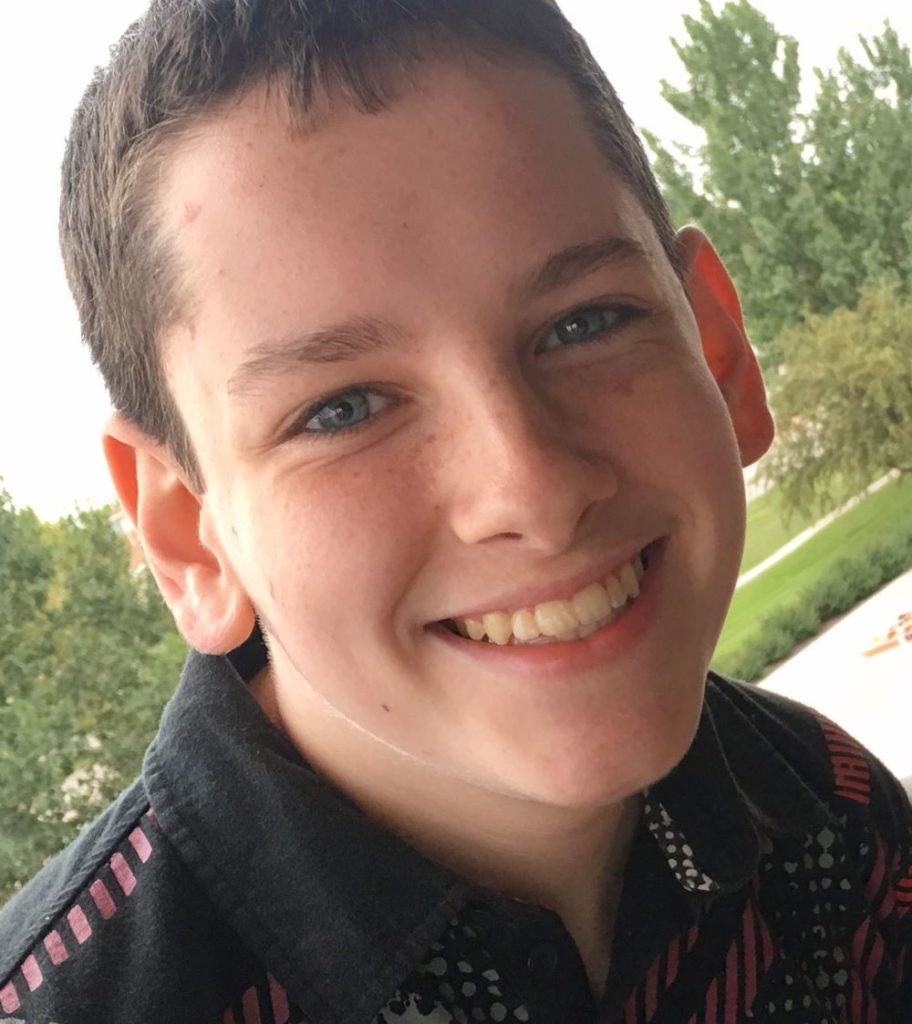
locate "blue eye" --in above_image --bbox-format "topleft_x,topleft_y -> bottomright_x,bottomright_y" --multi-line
539,305 -> 640,352
298,389 -> 391,438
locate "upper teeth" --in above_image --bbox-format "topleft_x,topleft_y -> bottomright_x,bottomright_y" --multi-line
453,554 -> 646,646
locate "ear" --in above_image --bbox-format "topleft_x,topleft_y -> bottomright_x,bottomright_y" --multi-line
102,412 -> 256,654
676,226 -> 775,467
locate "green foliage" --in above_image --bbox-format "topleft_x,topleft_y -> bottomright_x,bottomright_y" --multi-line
714,527 -> 912,683
806,27 -> 912,305
0,494 -> 55,700
0,490 -> 185,904
646,2 -> 912,365
760,284 -> 912,518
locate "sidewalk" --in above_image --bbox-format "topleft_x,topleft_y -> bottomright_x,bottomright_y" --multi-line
759,567 -> 912,780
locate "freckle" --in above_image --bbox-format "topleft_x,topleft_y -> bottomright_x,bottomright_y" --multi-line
610,379 -> 636,399
381,704 -> 391,713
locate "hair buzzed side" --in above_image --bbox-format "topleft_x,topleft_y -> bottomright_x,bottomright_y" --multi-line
60,0 -> 680,492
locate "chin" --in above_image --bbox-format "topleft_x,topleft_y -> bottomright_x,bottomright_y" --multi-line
498,702 -> 702,810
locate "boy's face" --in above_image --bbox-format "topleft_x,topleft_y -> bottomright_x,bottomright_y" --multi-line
138,57 -> 771,807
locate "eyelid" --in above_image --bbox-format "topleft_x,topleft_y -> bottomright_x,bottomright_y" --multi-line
556,297 -> 646,323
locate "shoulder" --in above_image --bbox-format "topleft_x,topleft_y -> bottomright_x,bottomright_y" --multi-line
710,675 -> 912,940
707,673 -> 912,840
0,781 -> 264,1024
0,779 -> 150,976
707,676 -> 912,1010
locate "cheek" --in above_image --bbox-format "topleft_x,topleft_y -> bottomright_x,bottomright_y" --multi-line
618,355 -> 745,563
240,457 -> 437,638
630,354 -> 742,480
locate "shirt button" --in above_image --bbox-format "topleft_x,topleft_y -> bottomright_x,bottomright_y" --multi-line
526,940 -> 561,978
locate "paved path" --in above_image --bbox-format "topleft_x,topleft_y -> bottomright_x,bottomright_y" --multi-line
759,568 -> 912,780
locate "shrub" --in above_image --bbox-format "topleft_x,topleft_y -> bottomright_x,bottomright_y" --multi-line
716,527 -> 912,683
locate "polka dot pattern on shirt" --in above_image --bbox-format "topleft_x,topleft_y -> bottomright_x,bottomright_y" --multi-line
643,796 -> 719,893
375,917 -> 531,1024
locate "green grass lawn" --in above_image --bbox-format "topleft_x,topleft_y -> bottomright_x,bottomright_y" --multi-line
714,473 -> 912,665
740,485 -> 819,574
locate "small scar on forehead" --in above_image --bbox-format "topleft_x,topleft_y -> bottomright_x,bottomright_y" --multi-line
180,201 -> 202,227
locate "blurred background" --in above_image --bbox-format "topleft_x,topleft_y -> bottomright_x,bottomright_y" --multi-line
1,1 -> 910,901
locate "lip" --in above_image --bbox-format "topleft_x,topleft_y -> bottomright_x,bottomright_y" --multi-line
434,539 -> 659,625
427,537 -> 667,675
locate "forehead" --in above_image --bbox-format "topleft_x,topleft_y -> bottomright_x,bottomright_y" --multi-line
158,57 -> 669,405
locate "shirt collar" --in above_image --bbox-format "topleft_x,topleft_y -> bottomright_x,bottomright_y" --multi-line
142,633 -> 471,1024
645,672 -> 834,898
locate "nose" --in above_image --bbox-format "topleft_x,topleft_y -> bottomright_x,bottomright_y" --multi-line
443,376 -> 619,553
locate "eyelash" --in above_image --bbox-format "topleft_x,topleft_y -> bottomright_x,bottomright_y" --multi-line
288,301 -> 645,443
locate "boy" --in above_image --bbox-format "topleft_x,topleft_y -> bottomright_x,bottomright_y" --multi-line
1,0 -> 910,1020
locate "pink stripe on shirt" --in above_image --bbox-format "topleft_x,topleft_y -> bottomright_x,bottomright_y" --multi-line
0,981 -> 20,1013
111,851 -> 137,896
128,826 -> 153,863
44,929 -> 69,965
268,974 -> 290,1024
90,879 -> 117,919
242,985 -> 262,1024
67,904 -> 92,944
21,954 -> 43,993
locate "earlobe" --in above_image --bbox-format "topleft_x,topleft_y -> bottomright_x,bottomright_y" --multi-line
676,227 -> 775,468
102,413 -> 255,653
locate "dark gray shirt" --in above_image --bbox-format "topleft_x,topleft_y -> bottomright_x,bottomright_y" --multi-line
2,633 -> 910,1022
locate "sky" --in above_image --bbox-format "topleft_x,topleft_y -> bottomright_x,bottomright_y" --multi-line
2,1 -> 910,521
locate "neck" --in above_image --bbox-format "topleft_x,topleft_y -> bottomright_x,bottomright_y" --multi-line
376,782 -> 640,995
252,665 -> 640,993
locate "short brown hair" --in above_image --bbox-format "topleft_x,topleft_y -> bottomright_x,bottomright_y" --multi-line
61,0 -> 680,492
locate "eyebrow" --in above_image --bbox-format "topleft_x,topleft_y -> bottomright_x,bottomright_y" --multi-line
226,234 -> 650,398
227,318 -> 403,397
519,235 -> 651,298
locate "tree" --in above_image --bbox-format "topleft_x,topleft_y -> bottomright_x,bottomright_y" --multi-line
758,284 -> 912,518
646,2 -> 912,367
803,26 -> 912,308
0,493 -> 185,903
0,494 -> 55,701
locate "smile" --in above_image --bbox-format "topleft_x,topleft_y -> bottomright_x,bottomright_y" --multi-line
441,542 -> 657,647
